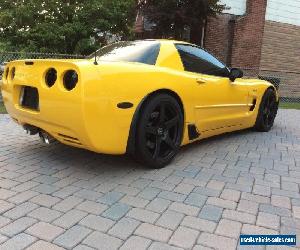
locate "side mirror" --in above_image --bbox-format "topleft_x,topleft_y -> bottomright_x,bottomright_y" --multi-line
229,68 -> 243,82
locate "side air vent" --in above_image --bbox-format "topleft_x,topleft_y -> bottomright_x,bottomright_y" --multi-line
188,124 -> 200,140
250,99 -> 257,111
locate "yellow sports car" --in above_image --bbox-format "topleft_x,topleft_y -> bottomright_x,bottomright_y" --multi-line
1,40 -> 279,168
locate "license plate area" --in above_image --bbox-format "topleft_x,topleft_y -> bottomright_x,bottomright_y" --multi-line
20,86 -> 39,111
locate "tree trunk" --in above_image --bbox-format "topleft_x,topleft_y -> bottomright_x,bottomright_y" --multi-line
174,11 -> 184,40
189,21 -> 203,46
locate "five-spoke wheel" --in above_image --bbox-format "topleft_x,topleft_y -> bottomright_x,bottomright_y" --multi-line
255,88 -> 278,132
135,94 -> 183,168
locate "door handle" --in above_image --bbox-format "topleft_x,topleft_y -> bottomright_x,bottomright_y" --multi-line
196,78 -> 206,84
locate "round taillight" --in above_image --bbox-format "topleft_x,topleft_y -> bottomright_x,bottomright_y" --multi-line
11,67 -> 16,80
45,68 -> 57,87
63,70 -> 78,91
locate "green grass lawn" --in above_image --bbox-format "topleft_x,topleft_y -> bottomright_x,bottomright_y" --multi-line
0,102 -> 7,114
279,102 -> 300,110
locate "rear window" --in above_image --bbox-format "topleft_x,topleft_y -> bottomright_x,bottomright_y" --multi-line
89,41 -> 161,65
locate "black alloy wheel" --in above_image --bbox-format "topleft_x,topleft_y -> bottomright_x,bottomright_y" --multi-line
255,88 -> 278,132
135,94 -> 183,168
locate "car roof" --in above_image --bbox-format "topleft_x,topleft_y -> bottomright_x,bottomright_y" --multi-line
143,39 -> 191,45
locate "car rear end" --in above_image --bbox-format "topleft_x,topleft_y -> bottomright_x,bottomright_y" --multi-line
1,59 -> 88,148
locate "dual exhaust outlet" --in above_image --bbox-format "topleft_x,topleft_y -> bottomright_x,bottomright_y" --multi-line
23,125 -> 55,145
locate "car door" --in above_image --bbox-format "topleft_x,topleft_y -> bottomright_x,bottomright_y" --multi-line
175,44 -> 251,133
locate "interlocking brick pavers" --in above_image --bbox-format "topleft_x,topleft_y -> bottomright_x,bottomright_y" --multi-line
0,217 -> 37,237
241,224 -> 278,235
108,217 -> 140,240
169,226 -> 199,249
53,196 -> 84,212
220,189 -> 241,202
0,109 -> 300,249
0,200 -> 14,214
76,200 -> 108,215
82,231 -> 123,250
181,216 -> 216,233
127,208 -> 160,223
0,233 -> 36,250
73,244 -> 95,250
26,240 -> 65,250
53,225 -> 92,249
135,223 -> 173,242
25,222 -> 64,241
198,232 -> 237,250
30,194 -> 61,207
27,207 -> 62,222
156,210 -> 185,230
146,198 -> 171,213
120,235 -> 151,250
102,202 -> 131,221
198,204 -> 223,222
293,206 -> 300,219
215,219 -> 242,239
168,202 -> 200,216
256,212 -> 280,230
149,242 -> 184,250
237,199 -> 259,215
52,209 -> 87,229
79,214 -> 115,232
0,235 -> 8,245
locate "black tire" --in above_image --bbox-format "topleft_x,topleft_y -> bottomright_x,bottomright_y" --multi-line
254,88 -> 278,132
135,94 -> 184,169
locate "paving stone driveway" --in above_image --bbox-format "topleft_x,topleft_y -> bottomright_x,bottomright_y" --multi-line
0,109 -> 300,250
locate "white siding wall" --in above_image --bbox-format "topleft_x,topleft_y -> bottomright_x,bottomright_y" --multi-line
266,0 -> 300,26
220,0 -> 247,15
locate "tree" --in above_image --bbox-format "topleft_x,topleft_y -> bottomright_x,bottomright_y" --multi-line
138,0 -> 227,45
0,0 -> 136,54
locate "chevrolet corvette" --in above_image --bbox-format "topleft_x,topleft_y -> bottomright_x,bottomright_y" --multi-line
0,40 -> 279,168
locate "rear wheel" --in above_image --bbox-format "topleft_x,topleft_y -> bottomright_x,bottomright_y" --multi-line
135,94 -> 183,169
254,88 -> 278,132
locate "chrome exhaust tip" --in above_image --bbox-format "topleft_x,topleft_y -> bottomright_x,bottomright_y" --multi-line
39,131 -> 55,145
23,125 -> 39,135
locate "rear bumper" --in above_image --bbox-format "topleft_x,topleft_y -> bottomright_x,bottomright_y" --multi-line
1,60 -> 134,155
1,81 -> 88,150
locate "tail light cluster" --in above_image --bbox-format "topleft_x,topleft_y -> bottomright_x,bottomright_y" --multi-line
45,68 -> 78,91
3,66 -> 78,91
45,68 -> 57,87
63,70 -> 78,91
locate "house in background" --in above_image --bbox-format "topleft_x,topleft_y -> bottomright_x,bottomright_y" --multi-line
135,0 -> 300,99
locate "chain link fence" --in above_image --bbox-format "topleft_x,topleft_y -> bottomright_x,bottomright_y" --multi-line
0,51 -> 84,63
259,72 -> 300,104
241,68 -> 300,104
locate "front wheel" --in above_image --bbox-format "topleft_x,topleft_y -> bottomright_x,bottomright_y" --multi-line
254,88 -> 278,132
135,94 -> 184,169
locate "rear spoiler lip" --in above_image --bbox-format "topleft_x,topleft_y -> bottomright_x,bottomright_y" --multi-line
7,58 -> 87,64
